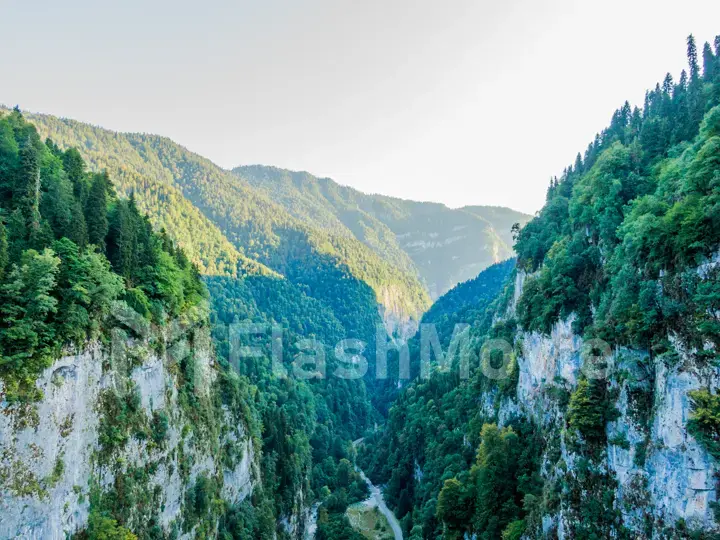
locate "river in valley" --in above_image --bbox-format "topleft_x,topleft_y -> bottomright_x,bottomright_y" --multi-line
352,438 -> 403,540
305,439 -> 403,539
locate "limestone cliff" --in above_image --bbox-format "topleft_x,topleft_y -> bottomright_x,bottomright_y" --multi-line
0,316 -> 257,539
490,267 -> 720,537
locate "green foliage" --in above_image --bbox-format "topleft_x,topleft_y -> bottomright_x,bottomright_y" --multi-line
86,173 -> 109,249
219,495 -> 276,539
688,389 -> 720,459
235,165 -> 530,301
208,267 -> 377,524
420,259 -> 515,349
83,466 -> 164,540
80,510 -> 137,540
49,455 -> 65,486
0,111 -> 206,401
515,36 -> 720,355
0,217 -> 8,278
183,474 -> 222,534
97,385 -> 148,463
357,263 -> 538,539
436,478 -> 474,538
150,410 -> 169,446
434,423 -> 543,540
0,248 -> 60,399
501,520 -> 526,540
567,378 -> 619,453
316,509 -> 365,540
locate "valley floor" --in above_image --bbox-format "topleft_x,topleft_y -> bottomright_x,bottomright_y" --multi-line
352,439 -> 403,540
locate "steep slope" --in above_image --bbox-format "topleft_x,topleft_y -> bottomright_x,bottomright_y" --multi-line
0,109 -> 258,538
1,326 -> 257,539
418,258 -> 515,348
4,109 -> 270,279
360,34 -> 720,539
9,112 -> 431,331
0,108 -> 382,540
234,164 -> 532,299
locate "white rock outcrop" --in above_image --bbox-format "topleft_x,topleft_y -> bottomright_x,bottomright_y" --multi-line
0,328 -> 256,539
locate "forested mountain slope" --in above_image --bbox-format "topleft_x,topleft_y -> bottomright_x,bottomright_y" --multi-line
5,111 -> 271,279
0,109 -> 379,539
361,34 -> 720,540
12,109 -> 531,336
0,108 -> 251,538
4,112 -> 431,332
235,164 -> 531,299
418,258 -> 515,348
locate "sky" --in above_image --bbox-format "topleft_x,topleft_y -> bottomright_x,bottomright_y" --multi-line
2,0 -> 720,215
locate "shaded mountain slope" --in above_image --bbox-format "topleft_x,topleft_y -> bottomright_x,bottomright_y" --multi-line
234,164 -> 532,299
21,112 -> 431,329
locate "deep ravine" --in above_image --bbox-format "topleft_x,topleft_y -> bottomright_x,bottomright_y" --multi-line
352,438 -> 403,540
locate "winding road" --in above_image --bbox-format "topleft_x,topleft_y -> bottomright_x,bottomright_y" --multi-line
353,438 -> 403,540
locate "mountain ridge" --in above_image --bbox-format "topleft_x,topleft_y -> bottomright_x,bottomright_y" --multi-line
11,107 -> 530,330
232,163 -> 531,299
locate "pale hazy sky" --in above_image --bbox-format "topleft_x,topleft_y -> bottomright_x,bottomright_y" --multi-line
3,0 -> 719,214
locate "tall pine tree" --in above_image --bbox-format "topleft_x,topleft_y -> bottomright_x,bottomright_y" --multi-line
703,42 -> 715,81
85,172 -> 109,249
14,140 -> 42,245
687,34 -> 700,81
0,216 -> 8,279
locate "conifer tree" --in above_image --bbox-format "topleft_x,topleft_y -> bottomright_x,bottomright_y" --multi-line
15,140 -> 41,240
662,73 -> 674,94
68,200 -> 88,248
62,148 -> 88,202
85,172 -> 109,249
679,70 -> 688,90
703,42 -> 715,80
44,138 -> 62,157
0,217 -> 7,279
687,34 -> 699,81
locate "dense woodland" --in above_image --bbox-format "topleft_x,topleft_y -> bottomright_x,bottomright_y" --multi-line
4,112 -> 436,326
0,110 -> 377,539
234,165 -> 530,299
3,30 -> 720,540
359,261 -> 525,539
0,109 -> 206,402
360,34 -> 720,540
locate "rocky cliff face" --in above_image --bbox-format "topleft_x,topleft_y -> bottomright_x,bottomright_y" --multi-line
397,223 -> 511,300
0,322 -> 257,539
492,270 -> 719,538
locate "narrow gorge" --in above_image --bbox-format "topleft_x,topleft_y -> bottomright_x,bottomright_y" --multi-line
1,26 -> 720,540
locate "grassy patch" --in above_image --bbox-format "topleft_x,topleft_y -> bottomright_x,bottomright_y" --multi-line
345,503 -> 394,540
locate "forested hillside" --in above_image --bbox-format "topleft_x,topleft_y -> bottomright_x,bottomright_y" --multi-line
0,108 -> 248,538
0,108 -> 382,539
235,164 -> 531,299
5,22 -> 718,540
418,258 -> 515,348
2,113 -> 432,332
361,34 -> 720,540
0,108 -> 206,402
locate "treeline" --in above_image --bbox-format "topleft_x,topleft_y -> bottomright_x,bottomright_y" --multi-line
0,108 -> 205,401
362,34 -> 720,540
515,34 -> 720,357
18,113 -> 431,328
